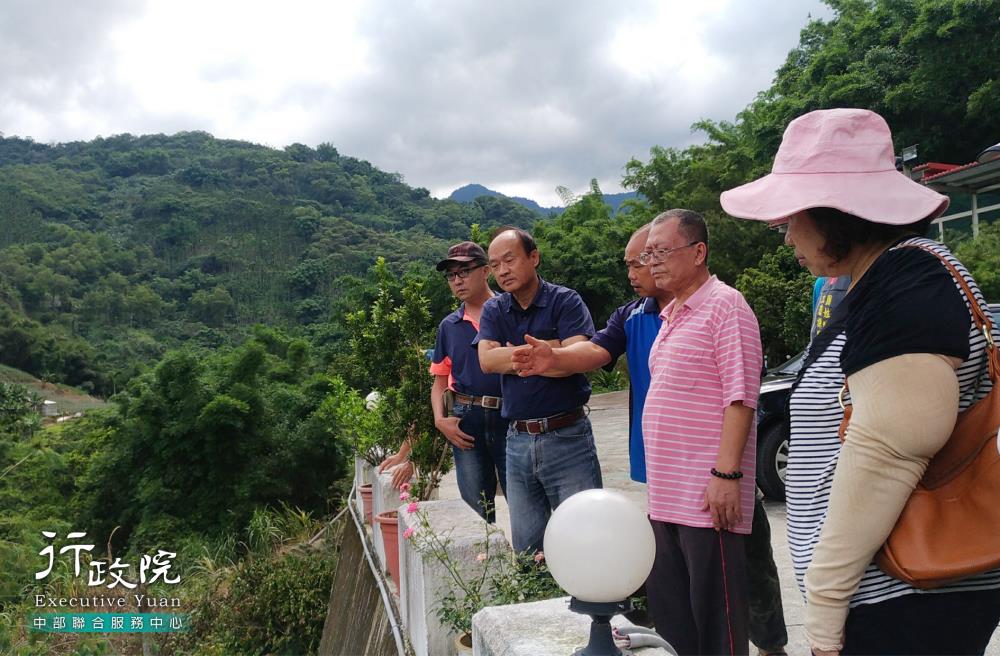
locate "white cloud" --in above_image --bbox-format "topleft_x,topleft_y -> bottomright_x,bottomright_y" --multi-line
0,0 -> 832,206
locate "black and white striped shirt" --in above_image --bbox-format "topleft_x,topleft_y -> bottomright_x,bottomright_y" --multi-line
787,237 -> 1000,606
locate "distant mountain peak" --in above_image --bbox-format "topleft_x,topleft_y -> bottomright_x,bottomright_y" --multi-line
449,183 -> 500,200
448,183 -> 638,215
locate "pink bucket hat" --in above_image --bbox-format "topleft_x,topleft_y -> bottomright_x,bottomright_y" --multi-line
720,108 -> 949,225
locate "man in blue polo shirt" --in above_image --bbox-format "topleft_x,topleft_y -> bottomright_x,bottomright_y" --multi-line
477,226 -> 603,553
378,241 -> 506,522
589,224 -> 667,483
429,241 -> 507,522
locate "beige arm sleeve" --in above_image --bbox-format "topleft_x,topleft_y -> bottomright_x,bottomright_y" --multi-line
804,353 -> 960,652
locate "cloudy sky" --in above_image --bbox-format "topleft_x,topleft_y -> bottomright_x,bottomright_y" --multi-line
0,0 -> 831,206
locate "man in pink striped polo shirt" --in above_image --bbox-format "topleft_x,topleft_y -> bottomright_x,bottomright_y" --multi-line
641,209 -> 763,655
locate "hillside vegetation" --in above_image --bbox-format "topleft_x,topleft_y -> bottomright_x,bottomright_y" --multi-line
0,133 -> 538,395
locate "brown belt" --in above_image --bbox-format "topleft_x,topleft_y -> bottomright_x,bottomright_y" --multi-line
513,407 -> 586,435
454,392 -> 502,410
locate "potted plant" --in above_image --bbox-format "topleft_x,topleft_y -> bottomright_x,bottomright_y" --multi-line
324,376 -> 395,526
377,345 -> 451,501
403,499 -> 563,649
374,511 -> 400,590
340,258 -> 452,501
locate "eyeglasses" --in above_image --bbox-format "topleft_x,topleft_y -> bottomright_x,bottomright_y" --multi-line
768,220 -> 789,234
624,258 -> 647,270
443,264 -> 485,281
638,242 -> 700,265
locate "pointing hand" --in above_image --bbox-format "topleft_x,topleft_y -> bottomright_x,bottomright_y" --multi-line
511,334 -> 555,376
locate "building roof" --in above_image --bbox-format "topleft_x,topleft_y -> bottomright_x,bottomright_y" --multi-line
913,162 -> 962,179
923,158 -> 1000,194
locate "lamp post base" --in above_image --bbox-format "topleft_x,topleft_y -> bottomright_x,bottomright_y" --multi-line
569,597 -> 631,656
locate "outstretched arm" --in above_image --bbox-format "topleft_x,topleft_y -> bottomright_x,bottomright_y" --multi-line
511,334 -> 612,377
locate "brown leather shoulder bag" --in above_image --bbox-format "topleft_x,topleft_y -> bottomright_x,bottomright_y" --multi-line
838,244 -> 1000,589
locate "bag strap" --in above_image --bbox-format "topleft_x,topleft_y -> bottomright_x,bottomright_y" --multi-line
898,243 -> 998,382
837,242 -> 999,425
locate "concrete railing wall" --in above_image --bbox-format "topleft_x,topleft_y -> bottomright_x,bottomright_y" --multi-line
399,499 -> 509,656
371,468 -> 404,569
350,459 -> 667,656
356,458 -> 506,656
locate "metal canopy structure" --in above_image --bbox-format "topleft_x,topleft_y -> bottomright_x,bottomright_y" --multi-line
923,158 -> 1000,239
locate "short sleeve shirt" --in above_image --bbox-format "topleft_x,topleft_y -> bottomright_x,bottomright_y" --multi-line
429,304 -> 502,397
787,237 -> 1000,605
840,240 -> 971,375
642,276 -> 763,533
592,297 -> 662,483
477,277 -> 595,420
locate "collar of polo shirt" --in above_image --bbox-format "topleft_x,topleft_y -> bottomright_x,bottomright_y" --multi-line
640,297 -> 660,314
501,276 -> 550,312
661,275 -> 720,319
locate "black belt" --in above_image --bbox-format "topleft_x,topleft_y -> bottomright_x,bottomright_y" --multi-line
513,407 -> 586,435
454,392 -> 502,410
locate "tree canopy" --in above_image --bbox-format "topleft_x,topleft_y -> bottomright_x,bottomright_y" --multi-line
622,0 -> 1000,359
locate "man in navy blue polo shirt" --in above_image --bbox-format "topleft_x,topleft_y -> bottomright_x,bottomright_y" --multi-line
510,224 -> 669,483
428,241 -> 507,522
383,242 -> 508,518
477,227 -> 603,554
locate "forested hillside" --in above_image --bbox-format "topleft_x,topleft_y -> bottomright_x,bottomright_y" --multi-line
2,0 -> 997,392
0,133 -> 538,394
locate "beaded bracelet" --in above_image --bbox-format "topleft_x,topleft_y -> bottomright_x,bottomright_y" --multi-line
710,467 -> 743,480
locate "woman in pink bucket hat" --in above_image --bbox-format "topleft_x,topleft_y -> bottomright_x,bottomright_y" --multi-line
722,108 -> 1000,655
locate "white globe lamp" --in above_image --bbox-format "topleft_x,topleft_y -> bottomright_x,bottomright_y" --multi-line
543,489 -> 656,656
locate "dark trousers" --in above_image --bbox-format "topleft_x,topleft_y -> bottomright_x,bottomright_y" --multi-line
647,520 -> 749,656
843,587 -> 1000,655
746,496 -> 788,651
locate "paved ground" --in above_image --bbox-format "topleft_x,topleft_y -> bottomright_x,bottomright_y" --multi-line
439,390 -> 1000,654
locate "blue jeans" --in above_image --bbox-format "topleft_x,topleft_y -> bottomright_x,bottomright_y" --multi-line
505,416 -> 603,553
452,402 -> 508,523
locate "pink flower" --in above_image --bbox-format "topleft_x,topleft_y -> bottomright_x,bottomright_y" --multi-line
399,491 -> 410,501
476,553 -> 487,562
534,552 -> 545,564
407,502 -> 419,514
403,527 -> 415,539
400,482 -> 411,492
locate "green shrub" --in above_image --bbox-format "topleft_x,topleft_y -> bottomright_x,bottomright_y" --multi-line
178,544 -> 337,655
589,367 -> 627,394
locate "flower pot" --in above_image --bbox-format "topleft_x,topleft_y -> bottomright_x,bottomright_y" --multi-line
454,631 -> 473,655
375,510 -> 400,594
359,484 -> 374,525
